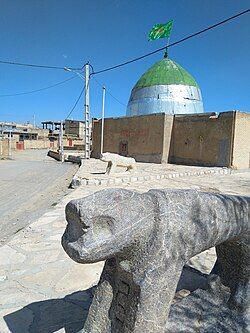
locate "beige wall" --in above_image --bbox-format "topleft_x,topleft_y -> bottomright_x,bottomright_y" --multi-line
65,120 -> 85,139
232,112 -> 250,169
169,112 -> 235,167
0,139 -> 16,157
92,113 -> 170,163
1,137 -> 85,155
162,115 -> 174,163
35,128 -> 50,138
23,138 -> 83,150
1,139 -> 9,156
12,134 -> 20,143
91,111 -> 249,169
23,139 -> 52,150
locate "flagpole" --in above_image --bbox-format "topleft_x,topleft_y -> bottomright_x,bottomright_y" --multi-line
148,19 -> 173,58
164,37 -> 170,58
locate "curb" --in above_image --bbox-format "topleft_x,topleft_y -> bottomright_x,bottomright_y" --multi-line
74,167 -> 232,187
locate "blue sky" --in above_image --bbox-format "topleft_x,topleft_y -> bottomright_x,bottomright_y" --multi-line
0,0 -> 249,125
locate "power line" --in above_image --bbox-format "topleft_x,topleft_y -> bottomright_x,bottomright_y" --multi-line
0,59 -> 82,71
92,76 -> 127,107
65,86 -> 85,119
106,89 -> 127,107
65,64 -> 90,120
91,8 -> 250,75
0,76 -> 77,97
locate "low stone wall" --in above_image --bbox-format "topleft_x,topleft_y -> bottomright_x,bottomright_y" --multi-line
6,138 -> 82,152
78,166 -> 231,187
23,139 -> 52,150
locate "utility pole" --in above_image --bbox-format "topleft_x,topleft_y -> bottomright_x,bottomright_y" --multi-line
33,114 -> 36,128
0,123 -> 3,156
84,63 -> 90,159
65,63 -> 91,159
100,86 -> 106,155
59,120 -> 64,162
8,130 -> 12,157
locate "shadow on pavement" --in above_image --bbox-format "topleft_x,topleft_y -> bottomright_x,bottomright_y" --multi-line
4,288 -> 95,333
4,266 -> 208,333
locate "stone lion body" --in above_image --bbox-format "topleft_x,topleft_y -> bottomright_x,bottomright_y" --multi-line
100,152 -> 136,174
62,188 -> 250,333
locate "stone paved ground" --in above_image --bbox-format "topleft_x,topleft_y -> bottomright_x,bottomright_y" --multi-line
0,160 -> 249,333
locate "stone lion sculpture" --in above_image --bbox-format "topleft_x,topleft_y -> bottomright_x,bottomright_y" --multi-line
62,188 -> 250,333
100,152 -> 136,175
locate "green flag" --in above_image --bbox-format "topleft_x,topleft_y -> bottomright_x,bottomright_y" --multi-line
148,20 -> 173,41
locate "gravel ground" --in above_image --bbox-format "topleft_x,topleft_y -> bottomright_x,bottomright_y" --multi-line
0,149 -> 78,246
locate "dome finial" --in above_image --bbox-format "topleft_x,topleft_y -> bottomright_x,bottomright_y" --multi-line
164,47 -> 168,58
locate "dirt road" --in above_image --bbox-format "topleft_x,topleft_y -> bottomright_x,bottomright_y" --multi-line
0,149 -> 78,246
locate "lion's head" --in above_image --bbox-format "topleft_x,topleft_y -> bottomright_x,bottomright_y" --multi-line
62,188 -> 155,264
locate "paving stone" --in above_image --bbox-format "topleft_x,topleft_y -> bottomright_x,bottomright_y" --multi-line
54,262 -> 103,293
0,246 -> 26,266
114,178 -> 123,185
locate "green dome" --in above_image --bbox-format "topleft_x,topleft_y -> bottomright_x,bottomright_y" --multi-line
134,58 -> 199,90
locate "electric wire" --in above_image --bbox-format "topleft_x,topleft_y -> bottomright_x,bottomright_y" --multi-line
65,63 -> 91,120
0,10 -> 248,75
0,76 -> 77,97
91,8 -> 250,75
105,89 -> 127,107
92,76 -> 127,107
65,86 -> 85,119
0,59 -> 81,71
